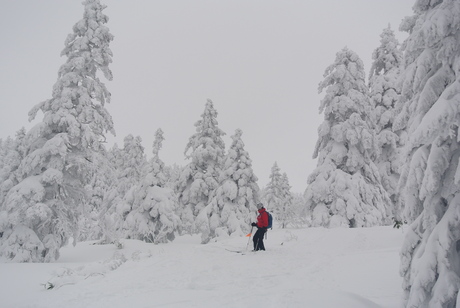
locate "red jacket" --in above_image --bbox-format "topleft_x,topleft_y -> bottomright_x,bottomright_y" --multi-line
257,208 -> 269,228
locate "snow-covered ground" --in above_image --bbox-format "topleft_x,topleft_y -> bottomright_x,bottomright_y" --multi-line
0,226 -> 404,308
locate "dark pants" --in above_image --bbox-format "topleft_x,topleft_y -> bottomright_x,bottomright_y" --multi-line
253,228 -> 266,251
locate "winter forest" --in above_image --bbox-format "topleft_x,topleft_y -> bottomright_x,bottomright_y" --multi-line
1,0 -> 460,307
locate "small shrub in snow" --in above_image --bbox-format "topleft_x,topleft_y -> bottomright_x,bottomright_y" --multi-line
44,251 -> 127,290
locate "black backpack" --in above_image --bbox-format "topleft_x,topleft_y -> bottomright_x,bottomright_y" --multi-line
266,211 -> 273,229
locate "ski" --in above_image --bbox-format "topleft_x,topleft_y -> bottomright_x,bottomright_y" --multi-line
225,248 -> 244,253
225,248 -> 262,255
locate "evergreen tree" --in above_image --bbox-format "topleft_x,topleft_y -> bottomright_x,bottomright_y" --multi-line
176,100 -> 226,235
78,148 -> 116,241
116,135 -> 147,196
264,163 -> 294,228
95,143 -> 123,244
104,135 -> 147,242
369,25 -> 404,219
291,193 -> 310,228
0,0 -> 114,262
164,163 -> 183,190
265,162 -> 283,212
395,1 -> 460,306
198,129 -> 260,243
123,129 -> 181,244
0,129 -> 27,209
150,128 -> 166,187
305,47 -> 391,228
278,172 -> 294,228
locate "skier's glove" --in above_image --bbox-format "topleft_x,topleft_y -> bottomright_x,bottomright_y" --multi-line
251,222 -> 257,227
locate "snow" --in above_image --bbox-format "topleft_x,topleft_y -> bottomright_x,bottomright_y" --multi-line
0,226 -> 404,308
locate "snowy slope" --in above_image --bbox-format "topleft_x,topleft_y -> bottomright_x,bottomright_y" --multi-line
0,226 -> 404,308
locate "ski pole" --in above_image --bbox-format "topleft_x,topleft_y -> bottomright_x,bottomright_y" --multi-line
246,226 -> 254,250
246,226 -> 253,237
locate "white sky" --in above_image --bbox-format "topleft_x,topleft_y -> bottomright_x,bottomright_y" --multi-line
0,1 -> 414,192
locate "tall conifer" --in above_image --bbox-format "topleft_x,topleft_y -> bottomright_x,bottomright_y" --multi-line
395,1 -> 460,306
177,100 -> 226,235
369,25 -> 403,218
305,47 -> 391,228
0,0 -> 114,262
199,129 -> 259,243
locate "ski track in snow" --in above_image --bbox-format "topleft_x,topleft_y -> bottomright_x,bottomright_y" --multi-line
0,226 -> 404,308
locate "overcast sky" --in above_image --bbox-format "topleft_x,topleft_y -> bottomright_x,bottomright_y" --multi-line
0,1 -> 414,192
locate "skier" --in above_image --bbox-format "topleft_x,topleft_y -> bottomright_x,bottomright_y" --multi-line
251,203 -> 269,251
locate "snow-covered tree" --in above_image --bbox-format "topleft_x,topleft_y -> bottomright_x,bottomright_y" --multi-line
263,163 -> 294,228
290,193 -> 310,228
125,185 -> 181,244
198,129 -> 260,243
116,135 -> 147,196
0,0 -> 114,262
150,128 -> 166,187
395,1 -> 460,307
264,162 -> 283,211
278,172 -> 294,228
78,148 -> 116,241
305,47 -> 391,228
0,129 -> 28,208
123,129 -> 181,244
0,137 -> 14,209
100,135 -> 147,244
369,25 -> 404,219
164,163 -> 183,190
176,99 -> 226,235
